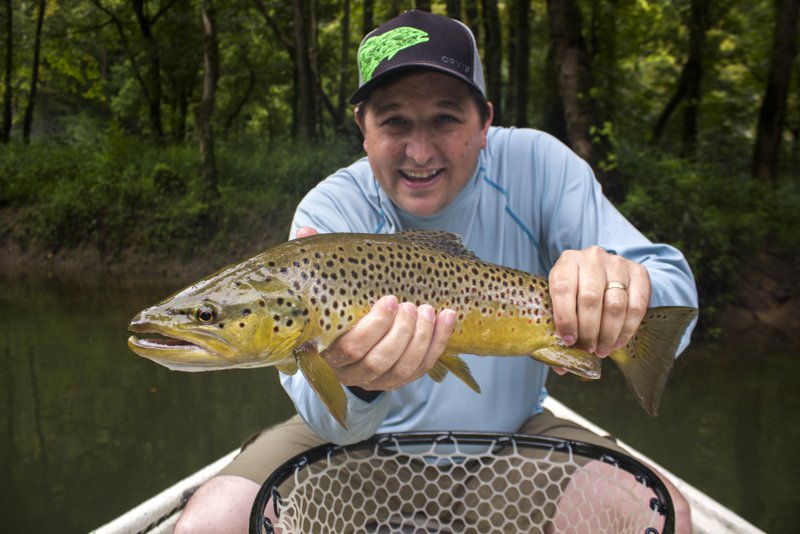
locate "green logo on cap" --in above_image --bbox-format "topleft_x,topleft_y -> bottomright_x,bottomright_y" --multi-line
359,27 -> 429,82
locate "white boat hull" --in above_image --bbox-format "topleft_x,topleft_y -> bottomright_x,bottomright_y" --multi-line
91,398 -> 765,534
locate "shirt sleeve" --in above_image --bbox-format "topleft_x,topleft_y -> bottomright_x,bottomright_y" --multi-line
281,164 -> 394,444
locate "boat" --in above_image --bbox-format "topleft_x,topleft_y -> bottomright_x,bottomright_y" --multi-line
91,397 -> 765,534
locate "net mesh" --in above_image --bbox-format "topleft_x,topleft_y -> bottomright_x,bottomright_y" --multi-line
253,433 -> 671,534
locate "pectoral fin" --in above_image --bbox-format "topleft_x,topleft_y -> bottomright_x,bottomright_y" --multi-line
427,352 -> 481,393
294,345 -> 348,429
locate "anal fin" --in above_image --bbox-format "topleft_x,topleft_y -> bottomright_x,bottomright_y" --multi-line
294,345 -> 348,429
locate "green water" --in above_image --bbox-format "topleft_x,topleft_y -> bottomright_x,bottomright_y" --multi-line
1,273 -> 797,532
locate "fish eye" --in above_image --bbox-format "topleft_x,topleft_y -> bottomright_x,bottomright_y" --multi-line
194,305 -> 218,324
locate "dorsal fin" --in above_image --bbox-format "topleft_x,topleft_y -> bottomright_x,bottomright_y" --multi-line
397,230 -> 481,260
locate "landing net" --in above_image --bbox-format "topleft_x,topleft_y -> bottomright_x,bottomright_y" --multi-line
250,432 -> 673,534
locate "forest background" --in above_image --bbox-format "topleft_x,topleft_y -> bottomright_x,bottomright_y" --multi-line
1,0 -> 799,338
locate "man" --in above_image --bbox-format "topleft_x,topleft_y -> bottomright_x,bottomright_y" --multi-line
176,10 -> 697,533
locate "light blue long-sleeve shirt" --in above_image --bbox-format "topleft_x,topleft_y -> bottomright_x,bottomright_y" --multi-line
283,126 -> 698,444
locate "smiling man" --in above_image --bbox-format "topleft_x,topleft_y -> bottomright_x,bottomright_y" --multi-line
175,10 -> 698,534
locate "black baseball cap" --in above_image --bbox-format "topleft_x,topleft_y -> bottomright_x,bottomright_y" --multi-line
350,10 -> 486,105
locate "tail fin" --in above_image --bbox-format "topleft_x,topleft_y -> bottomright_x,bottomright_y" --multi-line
610,306 -> 698,416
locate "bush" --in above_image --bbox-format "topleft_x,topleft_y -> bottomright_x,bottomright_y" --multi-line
0,134 -> 362,257
616,143 -> 799,335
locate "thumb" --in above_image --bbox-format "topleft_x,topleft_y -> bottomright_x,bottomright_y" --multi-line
295,226 -> 319,239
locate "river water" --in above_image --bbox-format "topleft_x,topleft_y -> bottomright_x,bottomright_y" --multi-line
1,272 -> 797,533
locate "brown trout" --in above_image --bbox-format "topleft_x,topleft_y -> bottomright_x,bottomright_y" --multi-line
128,231 -> 697,428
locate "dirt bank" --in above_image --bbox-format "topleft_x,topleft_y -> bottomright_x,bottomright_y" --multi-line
2,239 -> 797,342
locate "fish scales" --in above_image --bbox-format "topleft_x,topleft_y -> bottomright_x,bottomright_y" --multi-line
128,230 -> 698,428
268,231 -> 556,357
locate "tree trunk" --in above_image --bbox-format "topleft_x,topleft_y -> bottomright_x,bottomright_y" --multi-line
415,0 -> 431,11
292,0 -> 317,141
464,0 -> 479,44
131,0 -> 164,142
651,0 -> 710,159
509,0 -> 530,126
547,0 -> 620,199
197,0 -> 220,201
337,0 -> 350,124
22,0 -> 45,144
752,0 -> 800,186
446,0 -> 461,19
362,0 -> 373,36
481,0 -> 502,124
1,0 -> 12,143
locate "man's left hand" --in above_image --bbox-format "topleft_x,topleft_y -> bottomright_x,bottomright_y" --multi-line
548,246 -> 650,358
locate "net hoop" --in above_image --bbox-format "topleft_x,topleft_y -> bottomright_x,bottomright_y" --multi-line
249,431 -> 674,534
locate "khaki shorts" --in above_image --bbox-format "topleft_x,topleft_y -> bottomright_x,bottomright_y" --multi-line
218,409 -> 625,485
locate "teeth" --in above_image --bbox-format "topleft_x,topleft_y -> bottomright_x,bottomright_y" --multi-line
403,169 -> 440,179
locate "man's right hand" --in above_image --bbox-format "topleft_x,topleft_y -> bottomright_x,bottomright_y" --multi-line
294,226 -> 457,394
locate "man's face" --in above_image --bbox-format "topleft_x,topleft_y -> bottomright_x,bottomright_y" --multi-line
356,71 -> 493,217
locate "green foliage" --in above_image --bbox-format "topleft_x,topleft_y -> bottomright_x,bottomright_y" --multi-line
617,142 -> 800,334
0,133 -> 362,257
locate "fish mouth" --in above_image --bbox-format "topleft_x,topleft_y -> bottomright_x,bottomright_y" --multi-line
127,322 -> 236,371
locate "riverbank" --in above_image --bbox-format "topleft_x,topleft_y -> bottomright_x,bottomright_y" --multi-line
2,235 -> 797,343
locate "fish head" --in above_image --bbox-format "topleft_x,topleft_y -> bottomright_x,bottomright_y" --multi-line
128,275 -> 310,371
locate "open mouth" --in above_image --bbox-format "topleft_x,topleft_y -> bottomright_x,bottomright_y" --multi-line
400,168 -> 443,184
128,334 -> 199,351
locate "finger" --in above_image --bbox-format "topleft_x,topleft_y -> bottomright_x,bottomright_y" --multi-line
325,295 -> 398,369
412,308 -> 456,381
576,247 -> 606,353
595,264 -> 630,357
387,304 -> 439,387
551,366 -> 568,376
295,226 -> 318,239
352,302 -> 418,388
549,252 -> 579,347
614,263 -> 651,350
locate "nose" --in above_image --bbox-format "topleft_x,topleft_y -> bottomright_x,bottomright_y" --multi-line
405,127 -> 434,165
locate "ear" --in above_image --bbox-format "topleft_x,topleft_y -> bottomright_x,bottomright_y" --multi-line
480,102 -> 494,149
354,106 -> 368,152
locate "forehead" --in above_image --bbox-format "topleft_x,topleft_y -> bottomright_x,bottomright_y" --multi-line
365,70 -> 475,113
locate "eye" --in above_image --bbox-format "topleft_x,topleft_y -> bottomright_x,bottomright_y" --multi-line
380,116 -> 407,127
436,114 -> 459,122
194,305 -> 217,324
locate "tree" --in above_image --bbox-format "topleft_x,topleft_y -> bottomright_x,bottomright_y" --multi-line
1,0 -> 12,143
337,0 -> 350,124
89,0 -> 174,142
292,0 -> 318,141
197,0 -> 220,201
446,0 -> 461,19
482,0 -> 502,124
752,0 -> 800,185
507,0 -> 530,127
22,0 -> 46,143
131,0 -> 165,141
362,0 -> 373,37
547,0 -> 620,198
651,0 -> 711,159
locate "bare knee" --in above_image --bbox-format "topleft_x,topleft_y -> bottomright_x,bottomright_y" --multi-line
174,475 -> 260,534
670,486 -> 693,534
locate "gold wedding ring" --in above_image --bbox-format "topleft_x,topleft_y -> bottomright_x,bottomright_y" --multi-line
606,281 -> 628,292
